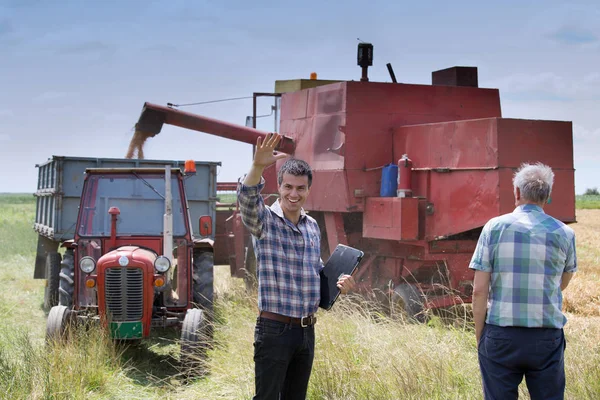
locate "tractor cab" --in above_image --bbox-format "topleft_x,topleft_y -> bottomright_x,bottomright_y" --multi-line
75,168 -> 193,317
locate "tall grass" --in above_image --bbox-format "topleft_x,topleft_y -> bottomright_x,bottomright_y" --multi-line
0,324 -> 137,400
0,194 -> 36,257
563,209 -> 600,317
0,193 -> 35,204
308,302 -> 482,400
1,194 -> 599,399
184,283 -> 600,400
577,194 -> 600,209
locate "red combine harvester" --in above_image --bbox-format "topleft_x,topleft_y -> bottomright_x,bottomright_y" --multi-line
135,44 -> 575,319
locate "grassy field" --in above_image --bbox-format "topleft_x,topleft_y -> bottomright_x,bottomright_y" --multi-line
576,194 -> 600,209
0,193 -> 599,399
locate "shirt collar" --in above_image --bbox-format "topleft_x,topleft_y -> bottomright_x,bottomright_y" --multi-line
514,204 -> 544,214
271,198 -> 307,223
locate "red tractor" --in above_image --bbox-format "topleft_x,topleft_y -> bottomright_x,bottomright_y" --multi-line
36,157 -> 217,373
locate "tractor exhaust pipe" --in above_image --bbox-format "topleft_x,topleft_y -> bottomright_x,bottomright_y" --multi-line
163,165 -> 173,264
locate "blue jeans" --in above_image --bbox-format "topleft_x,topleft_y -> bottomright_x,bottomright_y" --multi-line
478,323 -> 566,400
253,317 -> 315,400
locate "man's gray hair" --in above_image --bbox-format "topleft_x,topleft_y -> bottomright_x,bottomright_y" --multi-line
513,162 -> 554,204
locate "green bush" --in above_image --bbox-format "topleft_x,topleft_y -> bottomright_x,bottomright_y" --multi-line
584,187 -> 599,196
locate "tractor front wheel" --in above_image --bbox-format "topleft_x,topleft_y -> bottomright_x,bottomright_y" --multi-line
180,308 -> 210,378
46,305 -> 72,343
43,252 -> 62,310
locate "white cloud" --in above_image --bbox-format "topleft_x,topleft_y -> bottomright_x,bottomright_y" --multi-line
488,72 -> 600,99
90,112 -> 130,123
546,25 -> 598,45
57,41 -> 115,58
32,91 -> 71,102
573,124 -> 600,140
573,124 -> 600,163
0,18 -> 13,37
0,134 -> 10,141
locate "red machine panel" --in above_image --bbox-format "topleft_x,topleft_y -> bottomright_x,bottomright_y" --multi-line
279,81 -> 503,213
344,82 -> 501,117
498,168 -> 575,223
363,197 -> 419,241
497,119 -> 573,169
394,117 -> 575,239
397,118 -> 500,170
305,170 -> 351,212
422,170 -> 503,240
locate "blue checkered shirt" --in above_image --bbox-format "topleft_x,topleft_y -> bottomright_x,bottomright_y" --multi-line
237,177 -> 323,318
469,204 -> 577,329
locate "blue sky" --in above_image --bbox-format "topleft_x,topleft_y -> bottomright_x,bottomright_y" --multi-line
0,0 -> 598,194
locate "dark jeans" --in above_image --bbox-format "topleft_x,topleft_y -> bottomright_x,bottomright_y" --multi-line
478,323 -> 566,400
253,317 -> 315,400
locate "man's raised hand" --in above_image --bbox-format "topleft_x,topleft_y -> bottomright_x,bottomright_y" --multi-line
252,133 -> 288,168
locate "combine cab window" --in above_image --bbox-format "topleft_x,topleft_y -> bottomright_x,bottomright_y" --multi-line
78,174 -> 187,237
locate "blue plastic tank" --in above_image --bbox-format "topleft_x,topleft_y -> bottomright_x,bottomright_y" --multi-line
380,163 -> 398,197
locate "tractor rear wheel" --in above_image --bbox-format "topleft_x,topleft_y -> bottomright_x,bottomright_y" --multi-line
46,305 -> 72,343
59,249 -> 75,307
180,308 -> 210,378
393,283 -> 426,322
243,238 -> 257,291
192,250 -> 214,313
43,252 -> 62,310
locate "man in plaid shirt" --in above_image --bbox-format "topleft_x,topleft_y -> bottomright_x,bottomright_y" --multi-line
470,163 -> 577,400
238,133 -> 355,400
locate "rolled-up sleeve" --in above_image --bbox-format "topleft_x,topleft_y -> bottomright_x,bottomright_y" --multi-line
565,235 -> 577,273
237,176 -> 268,239
469,222 -> 492,272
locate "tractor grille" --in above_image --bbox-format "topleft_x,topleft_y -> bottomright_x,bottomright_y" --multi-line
105,268 -> 144,321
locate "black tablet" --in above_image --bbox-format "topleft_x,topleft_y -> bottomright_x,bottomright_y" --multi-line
319,244 -> 364,310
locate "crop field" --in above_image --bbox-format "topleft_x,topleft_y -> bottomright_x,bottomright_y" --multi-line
0,193 -> 598,399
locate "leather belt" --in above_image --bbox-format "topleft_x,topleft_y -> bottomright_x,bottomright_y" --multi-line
259,311 -> 317,327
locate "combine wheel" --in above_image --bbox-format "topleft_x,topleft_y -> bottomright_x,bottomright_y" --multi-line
59,249 -> 75,307
43,252 -> 62,310
46,305 -> 72,343
393,283 -> 426,322
180,308 -> 210,378
192,251 -> 214,314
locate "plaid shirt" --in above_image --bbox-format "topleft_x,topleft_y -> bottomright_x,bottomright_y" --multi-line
237,177 -> 323,318
469,204 -> 577,329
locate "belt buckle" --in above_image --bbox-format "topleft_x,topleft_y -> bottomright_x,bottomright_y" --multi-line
301,315 -> 314,327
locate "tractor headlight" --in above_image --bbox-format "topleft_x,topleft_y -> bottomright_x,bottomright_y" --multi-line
79,256 -> 96,273
154,256 -> 171,273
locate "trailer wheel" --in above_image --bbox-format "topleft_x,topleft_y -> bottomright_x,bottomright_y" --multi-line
192,250 -> 214,313
46,305 -> 73,343
180,308 -> 210,378
43,252 -> 62,310
393,283 -> 426,322
59,249 -> 75,307
243,238 -> 257,291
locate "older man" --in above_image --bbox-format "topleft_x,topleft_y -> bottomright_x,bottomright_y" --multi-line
469,162 -> 577,400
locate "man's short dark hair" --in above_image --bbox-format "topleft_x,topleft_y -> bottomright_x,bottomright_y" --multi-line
278,158 -> 313,187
